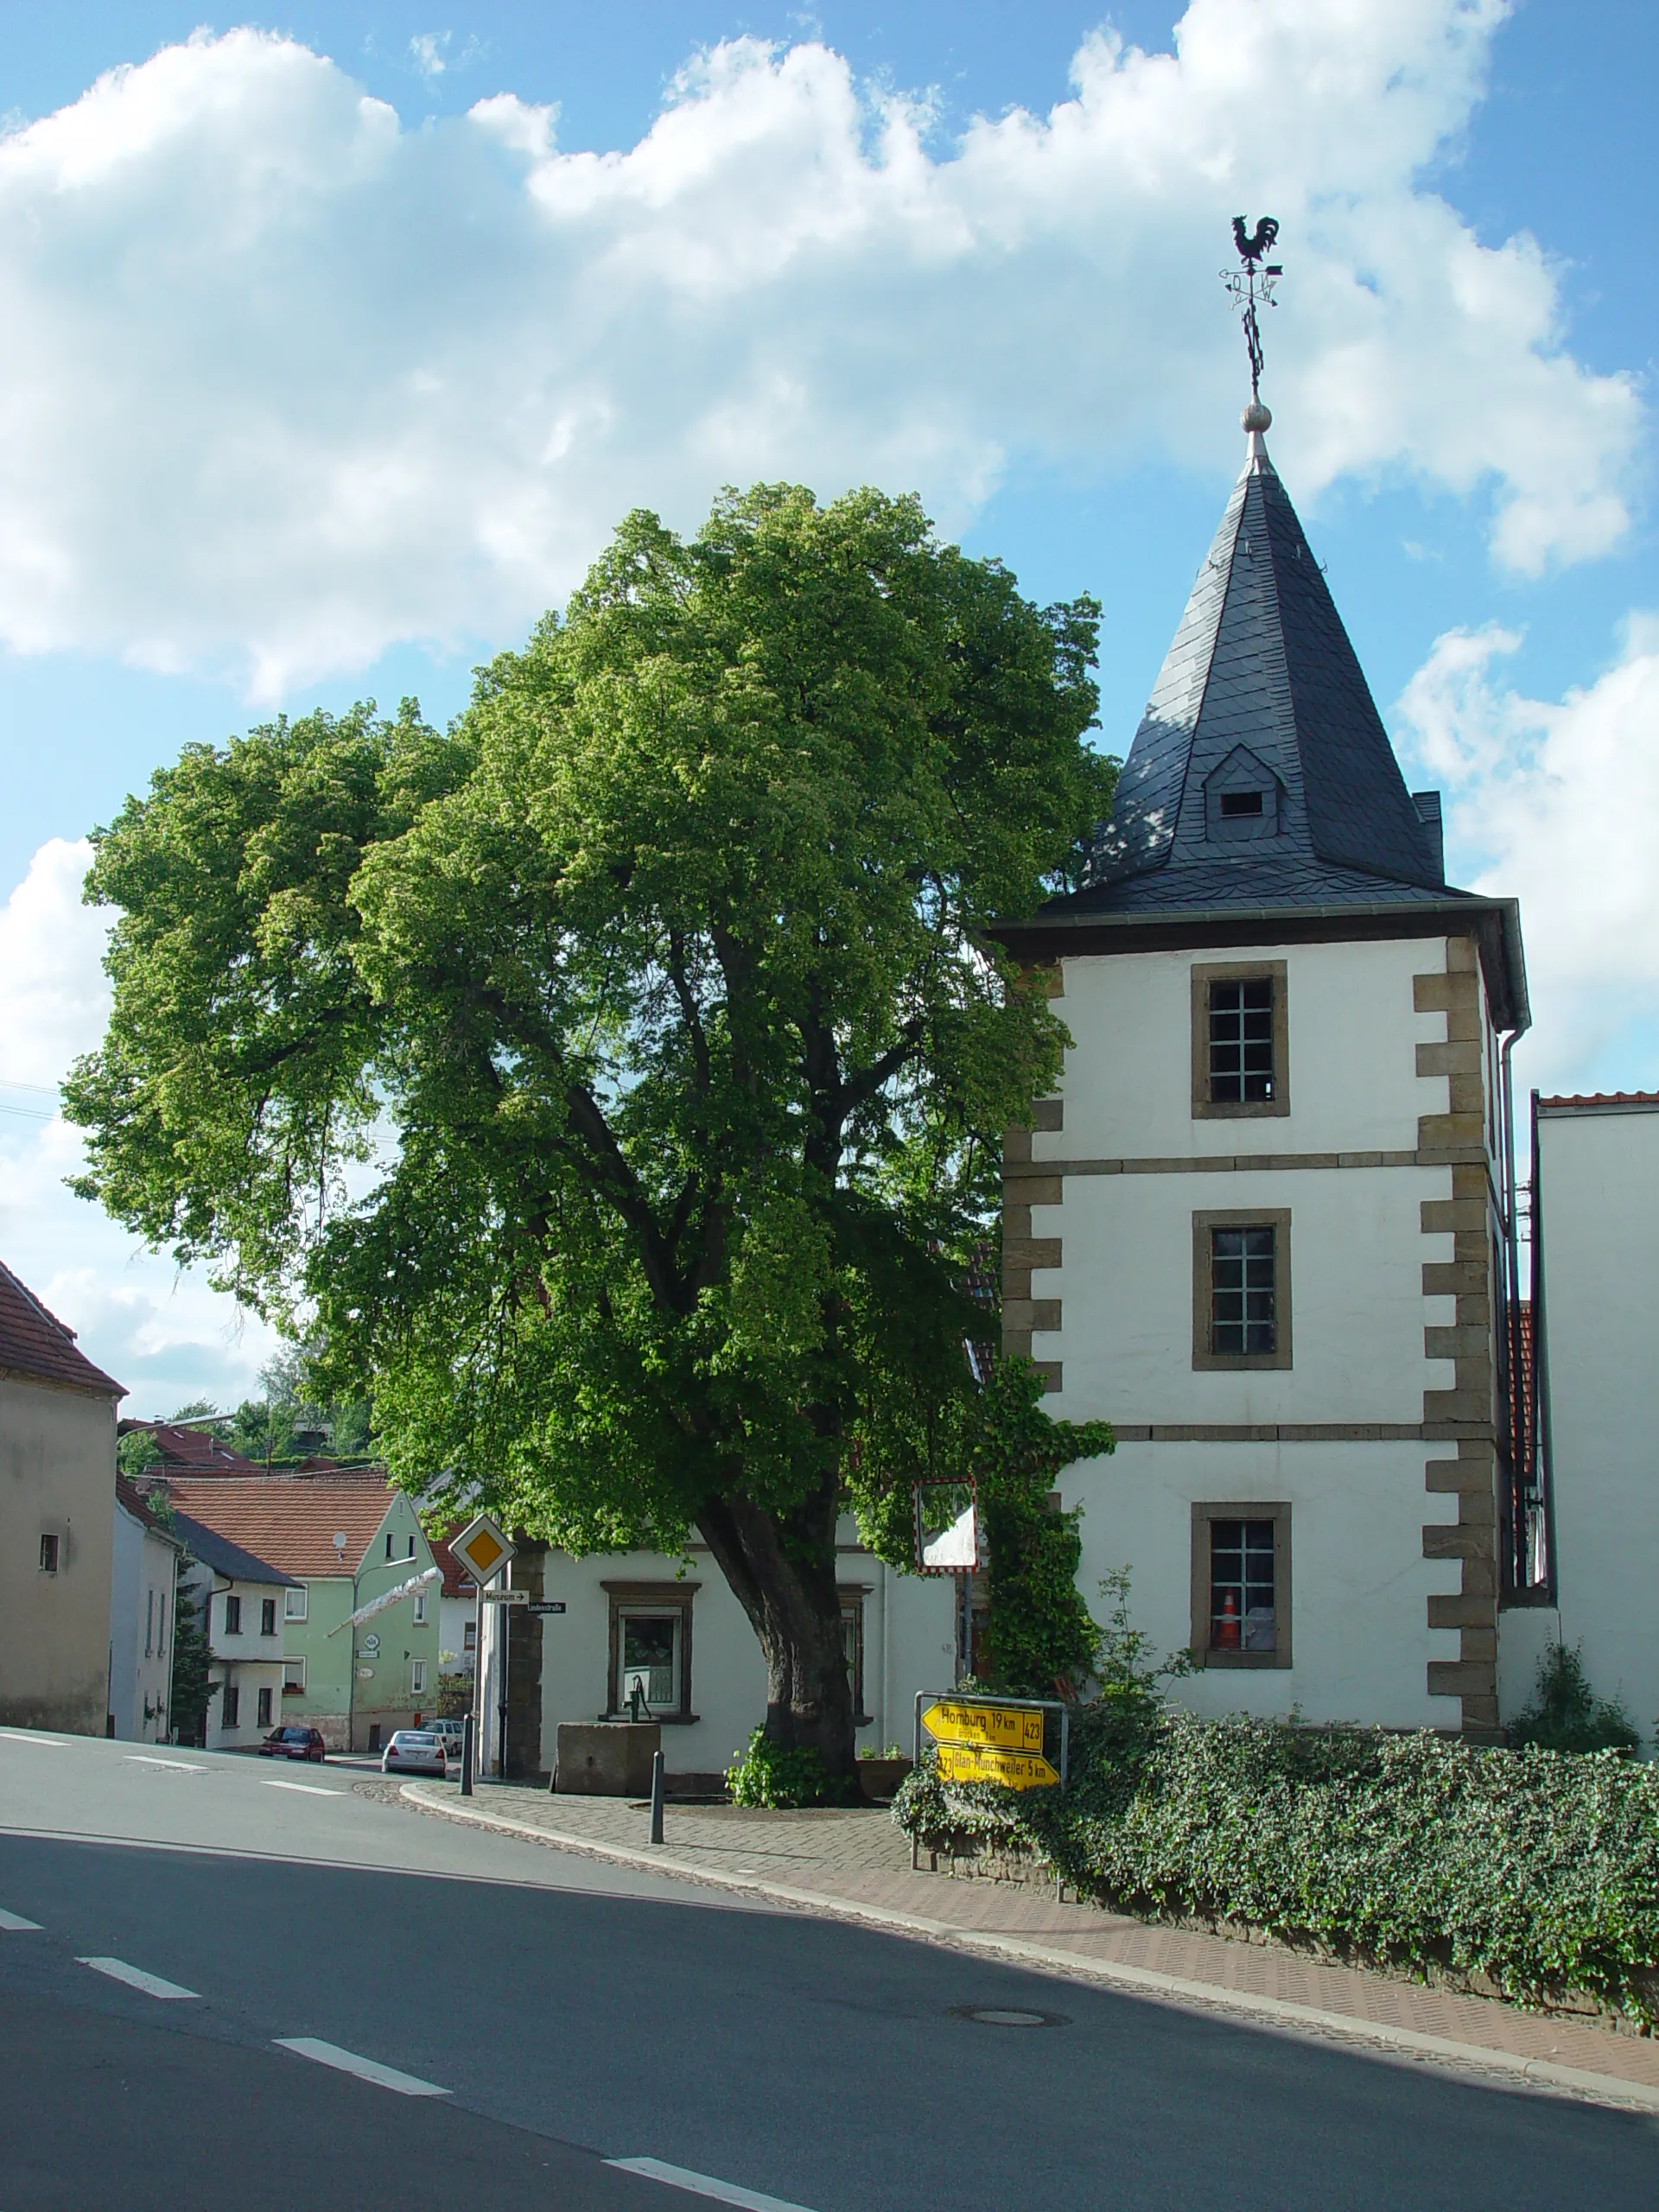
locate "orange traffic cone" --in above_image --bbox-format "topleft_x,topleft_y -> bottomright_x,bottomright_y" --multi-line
1215,1590 -> 1240,1649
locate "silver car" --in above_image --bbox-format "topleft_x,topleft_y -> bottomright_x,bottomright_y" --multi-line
381,1729 -> 448,1777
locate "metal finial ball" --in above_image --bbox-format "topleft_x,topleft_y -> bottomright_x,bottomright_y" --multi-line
1242,400 -> 1272,434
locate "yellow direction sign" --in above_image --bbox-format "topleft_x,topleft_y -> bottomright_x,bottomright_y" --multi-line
933,1743 -> 1061,1789
921,1698 -> 1046,1754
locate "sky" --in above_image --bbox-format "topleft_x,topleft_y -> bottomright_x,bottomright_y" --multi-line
0,0 -> 1654,1415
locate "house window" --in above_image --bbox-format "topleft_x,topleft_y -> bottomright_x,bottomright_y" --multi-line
413,1592 -> 428,1624
257,1686 -> 273,1729
39,1533 -> 60,1574
1192,1210 -> 1293,1370
463,1621 -> 477,1654
145,1590 -> 155,1657
407,1535 -> 416,1558
411,1659 -> 427,1694
283,1657 -> 307,1694
385,1534 -> 394,1560
284,1584 -> 308,1621
603,1582 -> 699,1721
1191,962 -> 1288,1118
224,1593 -> 243,1636
839,1590 -> 872,1726
222,1684 -> 241,1728
1192,1504 -> 1292,1669
260,1598 -> 277,1637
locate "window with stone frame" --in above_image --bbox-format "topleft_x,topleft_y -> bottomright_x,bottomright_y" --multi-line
1192,1210 -> 1292,1370
1191,961 -> 1289,1118
1191,1503 -> 1292,1669
603,1582 -> 698,1721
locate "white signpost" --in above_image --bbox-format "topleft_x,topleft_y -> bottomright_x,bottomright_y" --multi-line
450,1515 -> 517,1786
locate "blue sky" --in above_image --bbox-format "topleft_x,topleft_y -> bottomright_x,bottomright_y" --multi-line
0,1 -> 1653,1408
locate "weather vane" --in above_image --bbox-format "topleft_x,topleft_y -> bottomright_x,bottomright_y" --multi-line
1221,216 -> 1281,415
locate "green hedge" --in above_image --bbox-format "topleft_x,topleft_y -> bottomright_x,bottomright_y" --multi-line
893,1706 -> 1659,2024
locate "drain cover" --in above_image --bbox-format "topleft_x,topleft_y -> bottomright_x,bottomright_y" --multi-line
950,2005 -> 1069,2028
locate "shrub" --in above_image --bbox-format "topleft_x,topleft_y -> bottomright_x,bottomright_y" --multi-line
727,1728 -> 852,1808
894,1709 -> 1659,2024
1508,1639 -> 1642,1755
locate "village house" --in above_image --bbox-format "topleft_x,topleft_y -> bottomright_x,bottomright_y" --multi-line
108,1475 -> 183,1741
0,1260 -> 124,1734
168,1508 -> 296,1750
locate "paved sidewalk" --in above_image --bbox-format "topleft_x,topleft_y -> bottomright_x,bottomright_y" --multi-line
402,1778 -> 1659,2113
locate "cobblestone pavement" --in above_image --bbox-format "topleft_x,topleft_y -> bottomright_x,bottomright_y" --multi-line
397,1776 -> 1659,2112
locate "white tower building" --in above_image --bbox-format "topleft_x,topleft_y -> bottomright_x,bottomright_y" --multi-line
995,404 -> 1533,1738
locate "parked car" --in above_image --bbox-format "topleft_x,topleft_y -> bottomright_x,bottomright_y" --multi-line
381,1730 -> 448,1778
258,1726 -> 327,1764
427,1719 -> 464,1759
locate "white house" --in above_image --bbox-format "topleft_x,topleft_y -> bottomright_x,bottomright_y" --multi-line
170,1508 -> 296,1750
431,1535 -> 477,1682
468,1520 -> 954,1783
991,402 -> 1533,1740
109,1476 -> 183,1741
1501,1091 -> 1659,1738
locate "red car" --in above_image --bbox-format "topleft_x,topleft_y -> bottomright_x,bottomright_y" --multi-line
258,1726 -> 327,1763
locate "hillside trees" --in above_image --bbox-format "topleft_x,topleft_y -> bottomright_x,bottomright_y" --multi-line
66,484 -> 1112,1779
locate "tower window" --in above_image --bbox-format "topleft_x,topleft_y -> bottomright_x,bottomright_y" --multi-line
1218,790 -> 1264,818
1192,1503 -> 1292,1668
1192,962 -> 1288,1120
1192,1209 -> 1293,1370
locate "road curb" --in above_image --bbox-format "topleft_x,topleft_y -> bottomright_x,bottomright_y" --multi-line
398,1783 -> 1659,2114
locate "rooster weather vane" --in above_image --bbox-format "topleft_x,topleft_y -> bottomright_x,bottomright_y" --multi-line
1221,215 -> 1281,410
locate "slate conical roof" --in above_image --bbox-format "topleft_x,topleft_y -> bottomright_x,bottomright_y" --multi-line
1070,423 -> 1447,911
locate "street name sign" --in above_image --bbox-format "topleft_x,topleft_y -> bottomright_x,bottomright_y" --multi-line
480,1587 -> 529,1606
933,1743 -> 1062,1789
450,1513 -> 515,1586
527,1601 -> 567,1616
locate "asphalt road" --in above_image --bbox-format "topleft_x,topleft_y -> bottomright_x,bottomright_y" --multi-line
0,1729 -> 1653,2212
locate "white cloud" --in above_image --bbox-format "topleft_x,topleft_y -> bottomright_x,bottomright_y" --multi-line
410,33 -> 450,80
1396,618 -> 1659,1090
0,838 -> 277,1412
0,4 -> 1637,696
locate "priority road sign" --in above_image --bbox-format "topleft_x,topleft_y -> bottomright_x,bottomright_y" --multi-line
450,1513 -> 515,1586
933,1743 -> 1061,1789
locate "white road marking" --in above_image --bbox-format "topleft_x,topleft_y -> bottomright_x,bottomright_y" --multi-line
607,2159 -> 817,2212
79,1956 -> 200,1999
274,2037 -> 449,2097
124,1755 -> 207,1772
0,1729 -> 67,1747
259,1779 -> 342,1796
0,1909 -> 42,1931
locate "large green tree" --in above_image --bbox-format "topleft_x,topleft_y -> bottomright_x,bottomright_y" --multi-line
67,484 -> 1111,1777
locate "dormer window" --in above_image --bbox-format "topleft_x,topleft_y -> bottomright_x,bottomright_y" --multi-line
1203,746 -> 1284,842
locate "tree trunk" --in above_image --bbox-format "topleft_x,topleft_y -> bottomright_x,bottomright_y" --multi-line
696,1476 -> 855,1781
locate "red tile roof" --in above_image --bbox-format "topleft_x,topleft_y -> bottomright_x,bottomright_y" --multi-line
115,1474 -> 181,1543
429,1534 -> 477,1602
118,1420 -> 264,1472
162,1470 -> 406,1579
1537,1091 -> 1659,1108
0,1260 -> 124,1398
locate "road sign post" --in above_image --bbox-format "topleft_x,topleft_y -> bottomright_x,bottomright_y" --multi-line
913,1690 -> 1070,1801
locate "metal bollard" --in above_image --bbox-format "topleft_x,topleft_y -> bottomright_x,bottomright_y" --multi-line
461,1713 -> 474,1797
649,1748 -> 665,1846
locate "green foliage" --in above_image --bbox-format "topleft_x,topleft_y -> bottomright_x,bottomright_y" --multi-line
168,1576 -> 213,1747
726,1726 -> 851,1808
66,480 -> 1114,1760
975,1359 -> 1112,1696
221,1344 -> 376,1467
117,1429 -> 162,1476
897,1710 -> 1659,2024
1507,1639 -> 1642,1755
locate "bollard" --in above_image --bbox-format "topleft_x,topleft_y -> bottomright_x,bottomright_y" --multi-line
649,1748 -> 665,1845
461,1713 -> 474,1797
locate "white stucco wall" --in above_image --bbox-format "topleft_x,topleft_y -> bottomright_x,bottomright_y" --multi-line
531,1529 -> 956,1779
1029,932 -> 1473,1731
0,1375 -> 118,1733
1515,1103 -> 1659,1739
109,1503 -> 179,1742
197,1567 -> 294,1750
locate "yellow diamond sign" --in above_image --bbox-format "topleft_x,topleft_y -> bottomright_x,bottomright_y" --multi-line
451,1512 -> 515,1586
